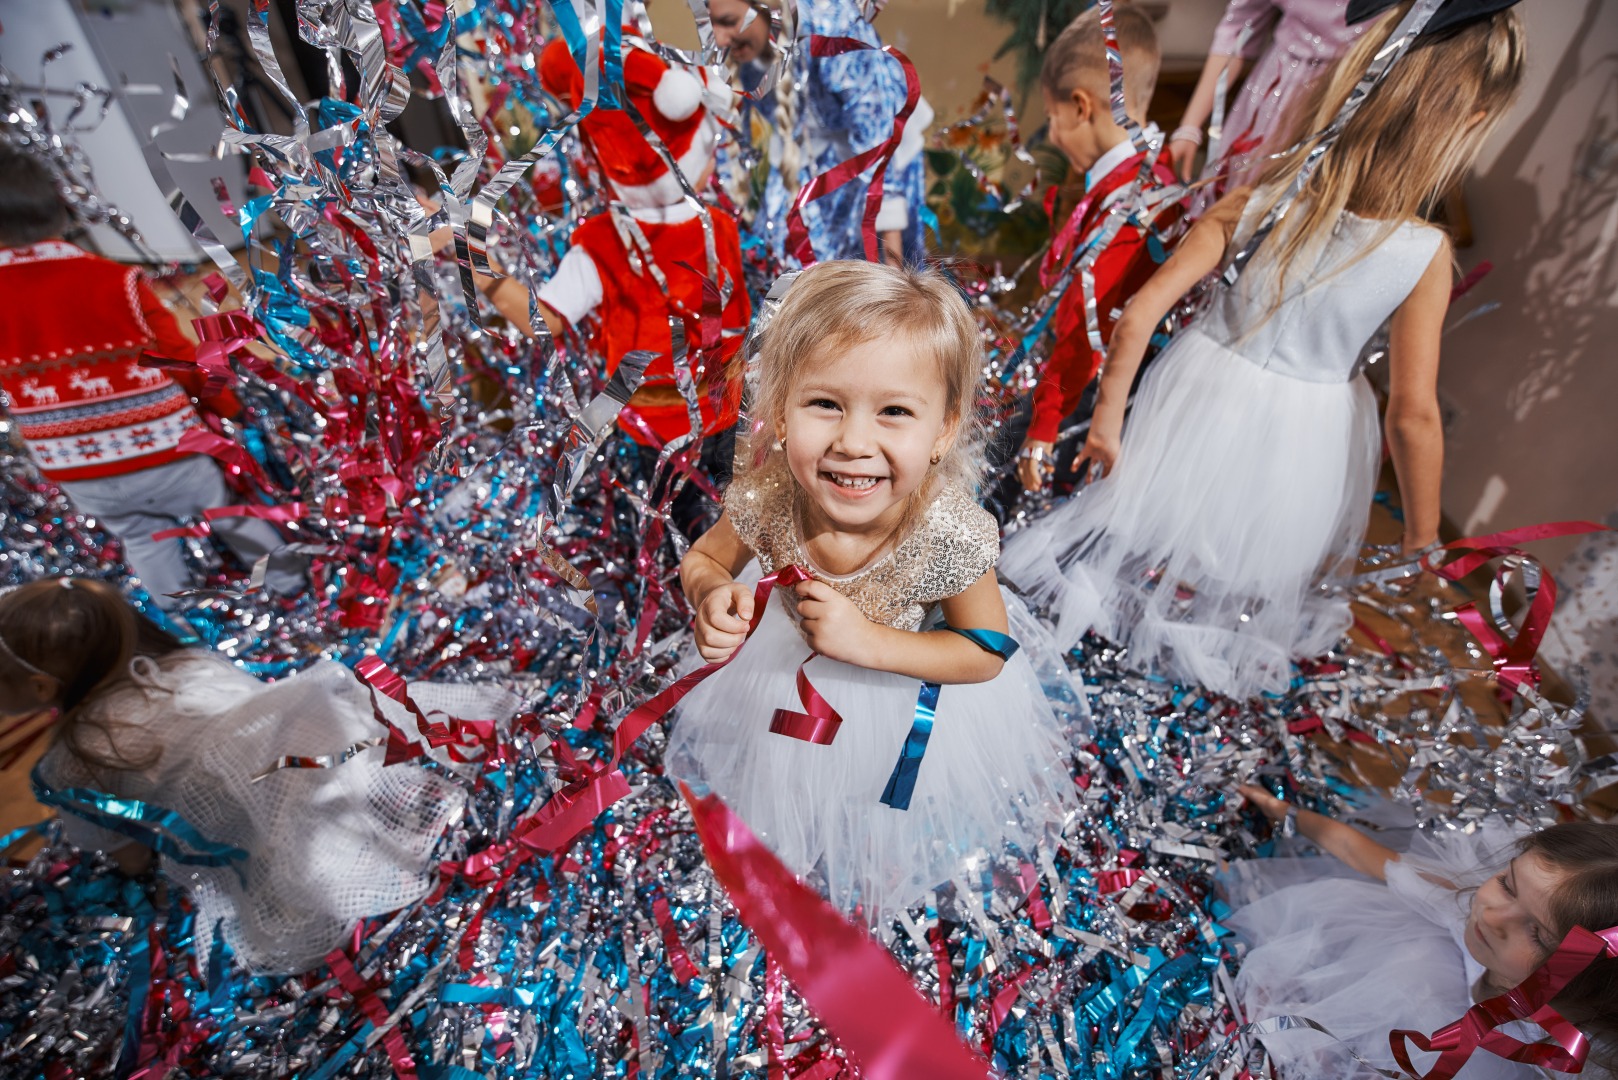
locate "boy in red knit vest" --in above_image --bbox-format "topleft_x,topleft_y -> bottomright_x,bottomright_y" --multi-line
0,150 -> 303,607
990,8 -> 1183,516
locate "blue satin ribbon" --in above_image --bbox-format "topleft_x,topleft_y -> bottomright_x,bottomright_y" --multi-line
879,627 -> 1020,811
31,767 -> 248,868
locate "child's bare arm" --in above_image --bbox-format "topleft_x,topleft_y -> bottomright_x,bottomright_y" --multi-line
681,513 -> 759,662
1384,239 -> 1452,554
1078,188 -> 1251,477
1169,53 -> 1249,181
1239,785 -> 1400,881
794,570 -> 1008,684
421,210 -> 564,339
482,276 -> 564,339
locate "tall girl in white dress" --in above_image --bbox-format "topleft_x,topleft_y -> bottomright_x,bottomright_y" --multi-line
665,260 -> 1080,931
1003,3 -> 1528,700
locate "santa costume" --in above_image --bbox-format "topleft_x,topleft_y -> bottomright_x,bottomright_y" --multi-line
538,35 -> 753,450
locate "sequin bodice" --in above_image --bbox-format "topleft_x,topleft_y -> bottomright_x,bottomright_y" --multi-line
725,462 -> 1000,631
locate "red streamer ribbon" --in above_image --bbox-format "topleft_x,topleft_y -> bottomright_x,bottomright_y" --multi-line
150,502 -> 307,542
652,890 -> 701,985
784,37 -> 920,266
767,655 -> 844,744
353,655 -> 500,765
0,708 -> 57,772
682,783 -> 991,1080
1421,521 -> 1608,694
1390,924 -> 1618,1079
175,427 -> 278,493
327,946 -> 419,1080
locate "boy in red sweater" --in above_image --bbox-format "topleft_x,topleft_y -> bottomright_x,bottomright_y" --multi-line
1006,7 -> 1183,500
0,150 -> 303,607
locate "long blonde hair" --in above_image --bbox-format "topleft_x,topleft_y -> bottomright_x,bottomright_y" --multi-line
741,260 -> 985,537
1243,2 -> 1526,305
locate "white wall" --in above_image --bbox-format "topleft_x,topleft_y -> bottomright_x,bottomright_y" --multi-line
1439,0 -> 1618,557
0,0 -> 242,262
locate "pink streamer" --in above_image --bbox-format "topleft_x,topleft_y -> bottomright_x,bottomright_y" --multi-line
683,784 -> 991,1080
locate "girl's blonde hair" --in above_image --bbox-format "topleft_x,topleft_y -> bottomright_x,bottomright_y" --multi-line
1244,2 -> 1526,304
741,260 -> 985,535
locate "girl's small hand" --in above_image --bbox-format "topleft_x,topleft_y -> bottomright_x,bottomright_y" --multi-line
694,582 -> 756,663
1237,784 -> 1291,823
1168,136 -> 1200,183
1017,439 -> 1056,492
792,578 -> 875,664
1071,424 -> 1120,481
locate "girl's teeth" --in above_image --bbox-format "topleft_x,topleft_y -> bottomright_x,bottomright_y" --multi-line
830,475 -> 878,490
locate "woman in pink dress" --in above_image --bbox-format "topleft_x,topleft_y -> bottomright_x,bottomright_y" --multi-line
1166,0 -> 1367,187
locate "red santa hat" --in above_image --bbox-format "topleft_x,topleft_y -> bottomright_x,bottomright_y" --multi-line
540,35 -> 731,210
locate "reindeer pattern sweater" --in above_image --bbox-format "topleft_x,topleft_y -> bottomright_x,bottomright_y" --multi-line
0,242 -> 204,482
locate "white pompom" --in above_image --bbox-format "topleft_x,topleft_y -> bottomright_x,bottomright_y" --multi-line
652,68 -> 703,122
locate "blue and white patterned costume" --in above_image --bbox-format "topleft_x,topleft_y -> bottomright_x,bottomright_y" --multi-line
738,0 -> 932,266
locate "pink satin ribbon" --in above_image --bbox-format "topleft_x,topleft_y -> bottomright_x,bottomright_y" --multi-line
682,783 -> 992,1080
784,36 -> 921,266
1390,924 -> 1618,1079
1422,521 -> 1608,694
768,654 -> 844,744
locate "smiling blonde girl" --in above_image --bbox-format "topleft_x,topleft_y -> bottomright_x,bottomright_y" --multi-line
665,260 -> 1079,930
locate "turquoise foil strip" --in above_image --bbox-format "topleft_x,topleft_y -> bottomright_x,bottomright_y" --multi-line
879,626 -> 1021,811
879,680 -> 940,811
31,767 -> 248,868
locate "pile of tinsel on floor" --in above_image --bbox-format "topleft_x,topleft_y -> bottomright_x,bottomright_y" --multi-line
1,0 -> 1612,1077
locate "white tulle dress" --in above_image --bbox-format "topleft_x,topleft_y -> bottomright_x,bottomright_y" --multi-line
35,653 -> 512,974
1002,208 -> 1445,699
665,463 -> 1084,931
1223,819 -> 1558,1080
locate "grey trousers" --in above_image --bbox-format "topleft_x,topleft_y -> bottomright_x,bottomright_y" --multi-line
59,454 -> 305,608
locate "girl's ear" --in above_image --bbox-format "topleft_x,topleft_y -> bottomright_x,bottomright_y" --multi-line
931,413 -> 960,464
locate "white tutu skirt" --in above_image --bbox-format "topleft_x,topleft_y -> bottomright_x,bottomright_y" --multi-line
664,570 -> 1083,931
1223,820 -> 1542,1080
1002,327 -> 1380,699
40,656 -> 484,974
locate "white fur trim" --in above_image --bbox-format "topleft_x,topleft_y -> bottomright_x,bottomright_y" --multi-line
875,195 -> 909,233
699,68 -> 737,123
652,68 -> 703,122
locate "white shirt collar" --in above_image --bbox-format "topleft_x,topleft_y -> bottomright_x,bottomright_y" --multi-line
1086,123 -> 1162,189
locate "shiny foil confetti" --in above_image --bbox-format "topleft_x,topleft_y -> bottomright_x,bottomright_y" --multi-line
0,2 -> 1610,1078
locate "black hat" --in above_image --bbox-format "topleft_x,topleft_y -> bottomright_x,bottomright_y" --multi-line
1346,0 -> 1522,36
